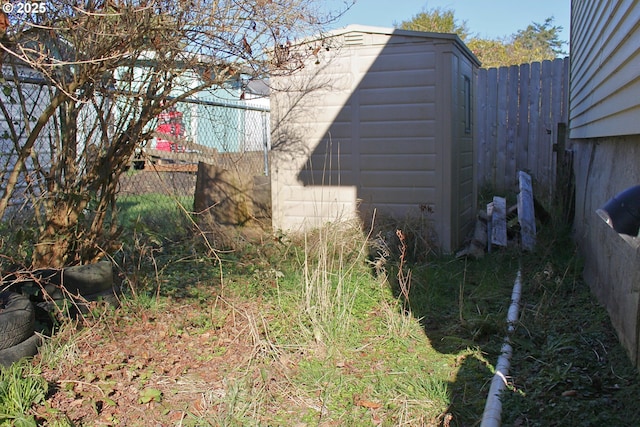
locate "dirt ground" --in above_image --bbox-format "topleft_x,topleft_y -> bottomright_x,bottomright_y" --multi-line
32,292 -> 279,425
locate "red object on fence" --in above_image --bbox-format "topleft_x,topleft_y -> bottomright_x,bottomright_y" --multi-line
155,108 -> 185,152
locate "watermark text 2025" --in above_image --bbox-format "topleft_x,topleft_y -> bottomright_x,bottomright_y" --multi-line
2,2 -> 47,14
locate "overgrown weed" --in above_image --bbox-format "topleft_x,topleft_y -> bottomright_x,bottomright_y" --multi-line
298,220 -> 370,345
0,361 -> 48,425
20,196 -> 640,426
499,218 -> 640,426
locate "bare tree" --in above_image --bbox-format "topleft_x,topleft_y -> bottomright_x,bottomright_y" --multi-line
0,0 -> 350,268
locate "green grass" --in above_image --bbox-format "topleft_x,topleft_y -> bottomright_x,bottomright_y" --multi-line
116,218 -> 466,425
499,226 -> 640,426
117,193 -> 193,227
0,361 -> 48,426
5,195 -> 640,426
198,221 -> 505,425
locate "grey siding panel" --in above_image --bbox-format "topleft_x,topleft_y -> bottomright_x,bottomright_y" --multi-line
358,49 -> 437,73
360,154 -> 437,171
570,0 -> 640,138
359,104 -> 436,121
575,106 -> 640,137
358,69 -> 436,89
359,139 -> 436,154
360,170 -> 437,186
572,75 -> 640,129
359,87 -> 436,105
359,121 -> 435,138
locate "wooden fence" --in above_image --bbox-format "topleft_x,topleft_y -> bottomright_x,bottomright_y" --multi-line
476,57 -> 570,204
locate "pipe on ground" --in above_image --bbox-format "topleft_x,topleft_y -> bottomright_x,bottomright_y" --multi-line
480,270 -> 522,427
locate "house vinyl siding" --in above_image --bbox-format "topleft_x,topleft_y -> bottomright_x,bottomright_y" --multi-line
570,0 -> 640,138
570,0 -> 640,367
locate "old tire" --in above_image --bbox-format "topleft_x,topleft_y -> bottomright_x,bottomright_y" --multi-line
4,261 -> 113,302
51,285 -> 121,317
63,260 -> 113,294
0,291 -> 35,351
73,286 -> 120,314
43,260 -> 114,300
0,333 -> 42,367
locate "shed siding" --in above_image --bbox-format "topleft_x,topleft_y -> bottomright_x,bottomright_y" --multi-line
357,43 -> 438,215
451,49 -> 477,248
271,41 -> 361,231
271,26 -> 478,251
570,0 -> 640,138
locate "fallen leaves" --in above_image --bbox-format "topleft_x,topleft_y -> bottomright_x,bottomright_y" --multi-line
354,397 -> 382,409
33,296 -> 260,425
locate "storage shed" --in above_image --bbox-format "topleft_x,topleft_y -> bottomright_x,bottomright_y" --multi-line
270,25 -> 480,252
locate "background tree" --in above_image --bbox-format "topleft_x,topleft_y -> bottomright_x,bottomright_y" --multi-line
396,7 -> 470,41
0,0 -> 349,268
507,17 -> 567,62
396,7 -> 567,68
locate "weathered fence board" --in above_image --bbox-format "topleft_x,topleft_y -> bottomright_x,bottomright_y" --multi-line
496,67 -> 508,188
517,63 -> 530,173
506,65 -> 519,185
540,60 -> 554,202
477,57 -> 569,203
518,171 -> 536,251
485,67 -> 499,186
527,61 -> 541,182
490,196 -> 507,247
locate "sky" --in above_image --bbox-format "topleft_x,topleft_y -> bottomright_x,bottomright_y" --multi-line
327,0 -> 571,51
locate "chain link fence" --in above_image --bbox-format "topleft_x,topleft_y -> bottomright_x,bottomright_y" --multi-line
118,95 -> 271,225
0,73 -> 57,219
0,72 -> 271,229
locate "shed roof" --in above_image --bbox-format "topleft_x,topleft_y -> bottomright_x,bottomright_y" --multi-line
321,24 -> 481,67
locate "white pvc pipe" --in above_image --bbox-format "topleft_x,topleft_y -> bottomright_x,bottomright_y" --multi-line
480,270 -> 522,427
507,271 -> 522,333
